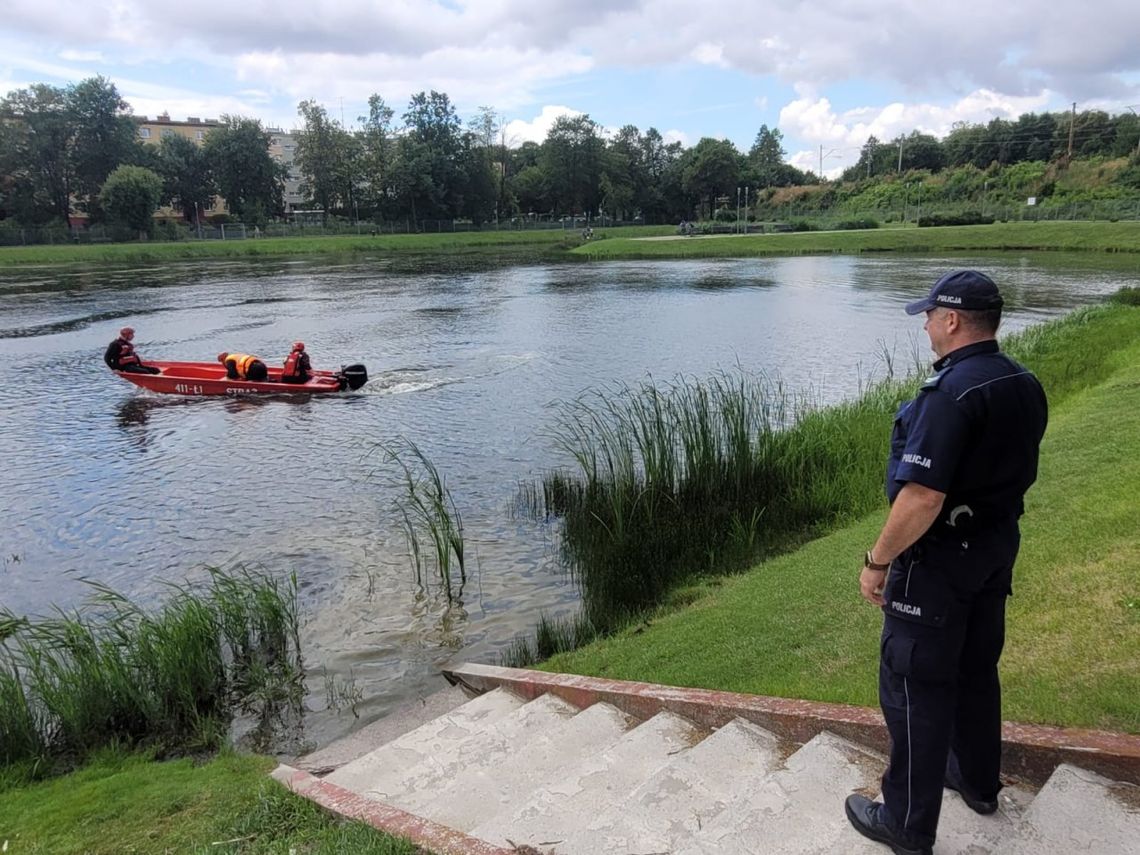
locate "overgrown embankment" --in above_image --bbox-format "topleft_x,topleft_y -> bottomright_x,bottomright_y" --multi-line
539,291 -> 1140,733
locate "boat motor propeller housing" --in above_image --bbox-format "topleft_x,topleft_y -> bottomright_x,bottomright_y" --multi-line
336,363 -> 369,391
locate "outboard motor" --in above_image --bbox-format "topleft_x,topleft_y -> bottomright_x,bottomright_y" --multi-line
336,363 -> 369,391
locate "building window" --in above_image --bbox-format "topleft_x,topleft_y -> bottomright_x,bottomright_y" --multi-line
195,130 -> 204,140
161,128 -> 174,138
139,128 -> 151,138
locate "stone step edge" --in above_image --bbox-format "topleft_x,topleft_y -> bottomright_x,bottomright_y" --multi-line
271,765 -> 515,855
442,662 -> 1140,787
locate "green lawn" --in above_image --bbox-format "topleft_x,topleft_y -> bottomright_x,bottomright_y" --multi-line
0,225 -> 671,267
542,305 -> 1140,734
5,221 -> 1140,268
573,221 -> 1140,260
0,750 -> 420,854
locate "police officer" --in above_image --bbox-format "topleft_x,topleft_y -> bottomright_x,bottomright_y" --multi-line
845,270 -> 1048,855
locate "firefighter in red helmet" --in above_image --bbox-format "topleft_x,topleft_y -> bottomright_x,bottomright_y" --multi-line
280,341 -> 312,384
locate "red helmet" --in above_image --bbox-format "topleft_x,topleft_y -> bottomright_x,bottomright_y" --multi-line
292,341 -> 305,352
217,352 -> 229,363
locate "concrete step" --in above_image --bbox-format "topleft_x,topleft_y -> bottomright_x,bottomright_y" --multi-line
468,709 -> 701,850
401,701 -> 633,832
326,689 -> 572,803
557,717 -> 784,854
678,730 -> 886,855
1002,763 -> 1140,854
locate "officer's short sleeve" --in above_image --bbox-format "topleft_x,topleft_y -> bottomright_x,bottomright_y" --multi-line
893,389 -> 968,493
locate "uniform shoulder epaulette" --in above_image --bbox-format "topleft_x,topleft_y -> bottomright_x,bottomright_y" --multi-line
919,366 -> 951,391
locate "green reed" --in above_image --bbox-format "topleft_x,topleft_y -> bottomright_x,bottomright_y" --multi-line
384,439 -> 467,602
0,567 -> 303,779
500,612 -> 599,669
524,369 -> 911,633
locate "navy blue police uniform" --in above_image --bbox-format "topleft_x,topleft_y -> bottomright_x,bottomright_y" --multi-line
877,314 -> 1048,845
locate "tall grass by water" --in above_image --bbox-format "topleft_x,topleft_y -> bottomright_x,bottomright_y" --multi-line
520,369 -> 914,633
383,439 -> 467,603
521,292 -> 1140,646
0,567 -> 303,783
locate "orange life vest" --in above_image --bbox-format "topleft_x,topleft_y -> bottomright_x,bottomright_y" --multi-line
118,341 -> 140,366
225,353 -> 260,379
282,350 -> 305,381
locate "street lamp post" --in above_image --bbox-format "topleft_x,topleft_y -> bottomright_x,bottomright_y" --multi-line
736,187 -> 741,234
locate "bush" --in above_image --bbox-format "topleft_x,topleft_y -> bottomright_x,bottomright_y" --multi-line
834,218 -> 880,230
917,211 -> 995,227
1109,286 -> 1140,306
787,219 -> 818,232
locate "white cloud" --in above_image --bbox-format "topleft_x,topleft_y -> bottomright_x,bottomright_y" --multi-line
504,105 -> 584,145
779,88 -> 1055,173
59,49 -> 104,62
662,128 -> 689,146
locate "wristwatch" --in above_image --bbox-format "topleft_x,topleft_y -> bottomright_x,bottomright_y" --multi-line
864,550 -> 890,572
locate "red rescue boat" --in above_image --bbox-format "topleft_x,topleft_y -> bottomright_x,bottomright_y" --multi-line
114,361 -> 369,396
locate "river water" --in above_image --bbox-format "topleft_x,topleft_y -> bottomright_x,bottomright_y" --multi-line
0,252 -> 1135,748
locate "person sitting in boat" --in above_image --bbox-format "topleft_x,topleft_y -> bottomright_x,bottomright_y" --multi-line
218,351 -> 269,382
280,341 -> 313,384
104,327 -> 160,374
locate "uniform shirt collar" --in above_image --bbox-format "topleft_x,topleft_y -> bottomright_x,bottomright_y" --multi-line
932,338 -> 999,371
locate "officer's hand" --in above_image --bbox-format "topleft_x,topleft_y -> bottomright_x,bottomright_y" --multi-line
860,567 -> 887,607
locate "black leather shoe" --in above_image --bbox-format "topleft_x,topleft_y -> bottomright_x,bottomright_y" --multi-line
844,794 -> 933,855
943,770 -> 999,815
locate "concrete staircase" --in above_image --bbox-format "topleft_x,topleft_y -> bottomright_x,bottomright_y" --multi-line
275,674 -> 1140,855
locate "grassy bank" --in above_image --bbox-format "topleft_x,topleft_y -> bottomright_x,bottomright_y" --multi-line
540,295 -> 1140,732
573,221 -> 1140,260
4,221 -> 1140,269
0,750 -> 418,854
0,225 -> 671,267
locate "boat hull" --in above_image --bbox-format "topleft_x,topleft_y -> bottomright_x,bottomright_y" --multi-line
115,361 -> 349,396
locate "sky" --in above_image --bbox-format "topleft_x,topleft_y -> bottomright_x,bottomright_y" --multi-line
3,0 -> 1140,176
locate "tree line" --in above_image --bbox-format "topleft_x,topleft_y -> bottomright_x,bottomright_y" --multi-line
2,76 -> 1139,233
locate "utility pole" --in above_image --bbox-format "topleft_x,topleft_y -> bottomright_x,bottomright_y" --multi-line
897,140 -> 904,173
1067,101 -> 1077,159
1128,106 -> 1140,158
819,145 -> 823,180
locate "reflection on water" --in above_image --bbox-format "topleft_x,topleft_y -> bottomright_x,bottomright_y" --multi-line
1,252 -> 1135,748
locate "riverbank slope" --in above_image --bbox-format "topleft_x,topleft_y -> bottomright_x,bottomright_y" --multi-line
3,221 -> 1140,269
573,221 -> 1140,260
540,296 -> 1140,734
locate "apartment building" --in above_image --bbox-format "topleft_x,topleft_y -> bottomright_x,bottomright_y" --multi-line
134,114 -> 305,218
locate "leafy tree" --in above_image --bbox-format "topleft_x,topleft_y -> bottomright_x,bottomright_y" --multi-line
901,131 -> 945,172
358,95 -> 397,219
681,137 -> 741,217
154,134 -> 215,222
68,76 -> 141,219
640,128 -> 685,222
749,124 -> 786,187
398,91 -> 465,219
0,83 -> 76,224
540,114 -> 604,215
99,164 -> 162,235
202,116 -> 284,223
295,100 -> 357,223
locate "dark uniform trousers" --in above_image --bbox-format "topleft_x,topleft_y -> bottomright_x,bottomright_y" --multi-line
878,526 -> 1019,846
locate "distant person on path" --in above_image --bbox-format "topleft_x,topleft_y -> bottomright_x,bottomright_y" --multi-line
218,351 -> 269,381
279,341 -> 312,384
844,270 -> 1048,855
103,327 -> 160,374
